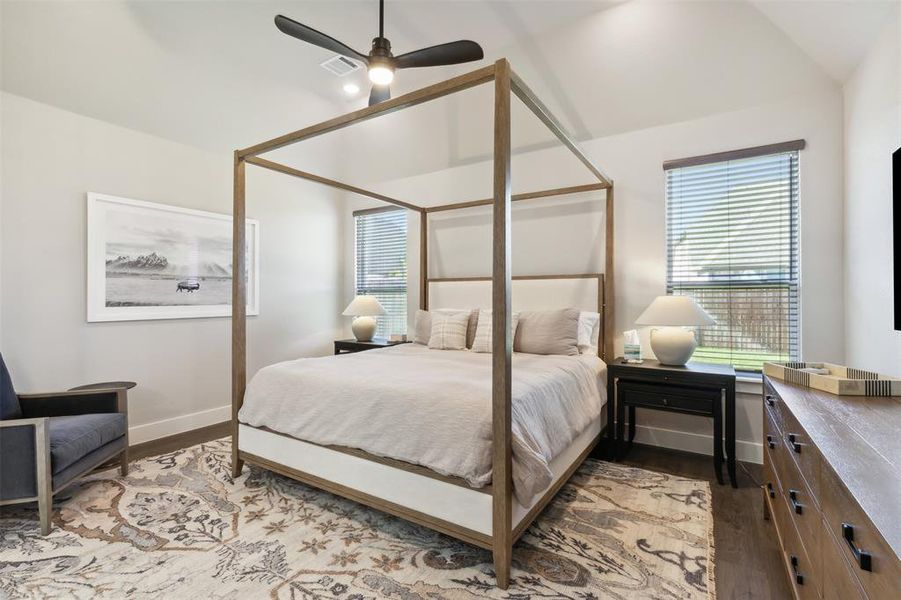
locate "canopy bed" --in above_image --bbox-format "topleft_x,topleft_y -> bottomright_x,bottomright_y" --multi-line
231,59 -> 615,588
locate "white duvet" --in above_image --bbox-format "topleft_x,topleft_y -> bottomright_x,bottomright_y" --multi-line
238,343 -> 606,505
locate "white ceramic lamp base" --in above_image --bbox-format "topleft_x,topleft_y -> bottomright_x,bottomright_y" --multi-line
649,327 -> 697,365
351,316 -> 377,342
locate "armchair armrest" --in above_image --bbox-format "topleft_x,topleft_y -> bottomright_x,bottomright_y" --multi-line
0,416 -> 48,428
0,417 -> 49,501
19,387 -> 127,418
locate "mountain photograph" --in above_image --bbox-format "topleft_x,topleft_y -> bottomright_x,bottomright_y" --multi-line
103,205 -> 234,307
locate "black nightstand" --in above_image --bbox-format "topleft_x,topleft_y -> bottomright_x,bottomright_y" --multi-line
334,338 -> 410,354
608,358 -> 737,487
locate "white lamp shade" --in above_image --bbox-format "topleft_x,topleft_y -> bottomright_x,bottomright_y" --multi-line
635,295 -> 715,327
342,295 -> 387,317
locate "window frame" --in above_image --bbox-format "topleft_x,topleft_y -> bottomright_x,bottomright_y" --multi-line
663,140 -> 804,374
353,207 -> 408,338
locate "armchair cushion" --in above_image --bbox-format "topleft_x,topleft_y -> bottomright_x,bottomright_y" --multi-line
48,414 -> 126,475
52,437 -> 126,491
0,423 -> 37,499
0,353 -> 22,420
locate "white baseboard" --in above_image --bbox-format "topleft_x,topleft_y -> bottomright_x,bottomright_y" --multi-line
129,404 -> 230,445
630,423 -> 763,464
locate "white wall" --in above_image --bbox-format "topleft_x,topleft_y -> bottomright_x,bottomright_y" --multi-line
843,13 -> 901,376
345,87 -> 845,463
0,93 -> 344,443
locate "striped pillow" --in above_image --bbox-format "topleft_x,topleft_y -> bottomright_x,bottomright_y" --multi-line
428,311 -> 470,350
414,309 -> 477,346
471,309 -> 520,353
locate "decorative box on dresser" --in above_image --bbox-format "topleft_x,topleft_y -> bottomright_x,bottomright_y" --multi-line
762,375 -> 901,599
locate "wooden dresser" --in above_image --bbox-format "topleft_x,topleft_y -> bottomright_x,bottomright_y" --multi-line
762,376 -> 900,599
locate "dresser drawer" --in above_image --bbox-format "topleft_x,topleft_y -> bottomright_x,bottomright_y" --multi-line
821,463 -> 901,600
765,406 -> 782,456
763,439 -> 782,509
764,380 -> 784,433
822,519 -> 868,600
773,439 -> 822,556
779,403 -> 821,501
765,401 -> 781,453
619,382 -> 719,415
769,477 -> 820,600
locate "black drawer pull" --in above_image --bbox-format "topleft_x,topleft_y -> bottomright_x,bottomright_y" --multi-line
842,523 -> 873,572
662,397 -> 669,406
766,482 -> 775,498
766,435 -> 775,449
788,489 -> 803,515
790,555 -> 804,585
787,433 -> 801,453
765,394 -> 775,406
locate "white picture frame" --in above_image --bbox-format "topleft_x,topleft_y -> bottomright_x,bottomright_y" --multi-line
87,192 -> 260,322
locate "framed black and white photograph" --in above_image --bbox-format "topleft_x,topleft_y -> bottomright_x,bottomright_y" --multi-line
87,192 -> 259,322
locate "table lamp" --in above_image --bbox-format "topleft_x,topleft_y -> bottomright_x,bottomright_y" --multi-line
342,295 -> 387,342
635,295 -> 715,365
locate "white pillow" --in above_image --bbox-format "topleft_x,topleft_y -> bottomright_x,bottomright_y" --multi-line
413,308 -> 476,346
428,311 -> 470,350
412,309 -> 431,345
471,309 -> 520,353
577,311 -> 601,354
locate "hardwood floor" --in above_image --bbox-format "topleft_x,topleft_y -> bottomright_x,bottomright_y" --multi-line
130,426 -> 790,599
130,421 -> 231,461
620,443 -> 792,600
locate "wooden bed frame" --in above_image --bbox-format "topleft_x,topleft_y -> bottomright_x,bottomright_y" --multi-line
231,59 -> 614,588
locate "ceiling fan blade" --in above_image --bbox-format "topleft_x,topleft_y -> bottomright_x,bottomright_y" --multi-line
274,15 -> 368,63
394,40 -> 484,69
369,84 -> 391,106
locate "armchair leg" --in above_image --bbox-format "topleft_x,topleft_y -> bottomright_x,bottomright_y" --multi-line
38,485 -> 52,535
35,420 -> 53,535
120,448 -> 129,477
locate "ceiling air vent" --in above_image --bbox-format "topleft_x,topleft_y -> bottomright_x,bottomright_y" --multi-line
320,55 -> 361,77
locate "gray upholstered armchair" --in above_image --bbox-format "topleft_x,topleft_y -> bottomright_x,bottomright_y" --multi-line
0,353 -> 129,534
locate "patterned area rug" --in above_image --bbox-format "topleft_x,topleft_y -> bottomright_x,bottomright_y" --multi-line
0,439 -> 714,599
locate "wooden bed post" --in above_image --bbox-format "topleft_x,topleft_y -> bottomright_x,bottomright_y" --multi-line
491,58 -> 513,590
604,184 -> 615,362
232,151 -> 247,479
420,210 -> 429,310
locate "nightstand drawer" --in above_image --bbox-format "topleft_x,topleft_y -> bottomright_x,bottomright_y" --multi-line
618,382 -> 720,415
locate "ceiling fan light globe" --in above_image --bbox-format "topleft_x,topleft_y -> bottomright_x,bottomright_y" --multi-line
368,65 -> 394,85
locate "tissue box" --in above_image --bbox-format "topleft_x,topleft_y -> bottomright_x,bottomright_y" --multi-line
763,362 -> 901,397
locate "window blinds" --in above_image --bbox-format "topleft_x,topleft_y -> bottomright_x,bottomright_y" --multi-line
355,209 -> 408,338
665,149 -> 800,372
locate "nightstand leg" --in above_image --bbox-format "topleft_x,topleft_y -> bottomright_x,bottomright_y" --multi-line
726,384 -> 737,488
628,405 -> 636,445
616,391 -> 626,461
713,393 -> 724,485
606,376 -> 616,461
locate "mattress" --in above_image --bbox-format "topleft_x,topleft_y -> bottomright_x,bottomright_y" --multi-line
238,343 -> 606,505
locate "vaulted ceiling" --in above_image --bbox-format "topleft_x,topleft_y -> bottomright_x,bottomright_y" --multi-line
2,0 -> 896,184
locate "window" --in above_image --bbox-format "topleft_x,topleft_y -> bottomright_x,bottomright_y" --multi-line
665,142 -> 802,372
354,209 -> 407,338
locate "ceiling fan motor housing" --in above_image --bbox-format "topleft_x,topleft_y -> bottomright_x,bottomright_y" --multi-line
369,36 -> 394,71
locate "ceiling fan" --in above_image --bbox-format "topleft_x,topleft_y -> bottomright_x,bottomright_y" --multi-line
275,0 -> 484,106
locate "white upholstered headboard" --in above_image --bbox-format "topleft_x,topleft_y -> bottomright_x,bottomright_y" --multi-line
427,273 -> 606,354
428,275 -> 601,313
